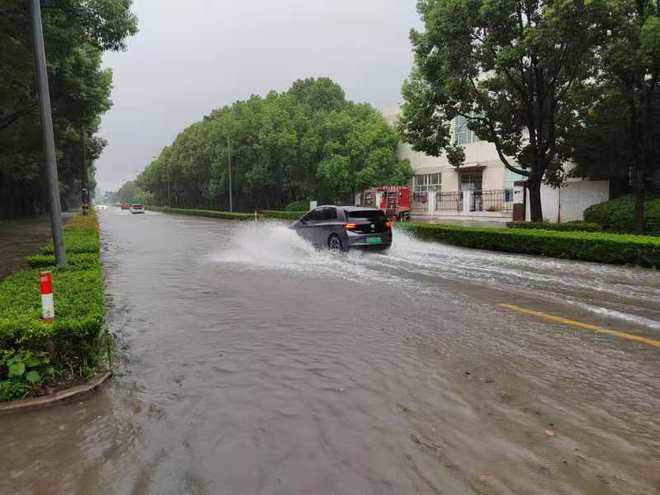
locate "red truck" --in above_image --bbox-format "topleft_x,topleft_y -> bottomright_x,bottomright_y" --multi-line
360,186 -> 411,221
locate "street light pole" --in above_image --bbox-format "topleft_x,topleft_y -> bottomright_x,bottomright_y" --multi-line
227,135 -> 233,212
31,0 -> 66,267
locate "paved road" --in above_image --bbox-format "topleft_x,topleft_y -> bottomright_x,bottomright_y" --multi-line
2,208 -> 659,494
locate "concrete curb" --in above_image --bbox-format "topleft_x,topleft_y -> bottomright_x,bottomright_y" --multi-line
0,371 -> 112,414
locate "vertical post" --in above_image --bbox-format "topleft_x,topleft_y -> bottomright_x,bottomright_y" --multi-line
40,271 -> 55,322
31,0 -> 66,267
167,162 -> 171,207
227,135 -> 233,212
81,125 -> 89,215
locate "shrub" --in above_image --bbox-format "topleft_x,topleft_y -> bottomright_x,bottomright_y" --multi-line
398,222 -> 660,268
507,221 -> 602,232
584,196 -> 660,235
0,213 -> 107,401
147,206 -> 255,220
285,200 -> 310,212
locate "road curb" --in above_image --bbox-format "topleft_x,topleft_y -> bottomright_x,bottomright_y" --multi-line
0,370 -> 112,414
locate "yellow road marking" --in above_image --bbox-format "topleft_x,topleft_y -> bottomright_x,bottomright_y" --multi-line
499,304 -> 660,349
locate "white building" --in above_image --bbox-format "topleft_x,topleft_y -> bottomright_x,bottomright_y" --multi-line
382,107 -> 610,223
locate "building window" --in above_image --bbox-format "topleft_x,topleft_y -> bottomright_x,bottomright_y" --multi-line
459,172 -> 483,192
413,173 -> 441,205
504,168 -> 526,201
413,173 -> 441,193
453,115 -> 479,145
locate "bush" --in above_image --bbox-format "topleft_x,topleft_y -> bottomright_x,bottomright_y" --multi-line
507,221 -> 603,232
584,196 -> 660,235
260,210 -> 306,220
147,206 -> 255,220
398,222 -> 660,268
285,200 -> 310,212
0,213 -> 107,401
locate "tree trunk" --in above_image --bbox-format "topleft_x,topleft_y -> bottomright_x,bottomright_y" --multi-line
528,178 -> 543,222
634,172 -> 645,234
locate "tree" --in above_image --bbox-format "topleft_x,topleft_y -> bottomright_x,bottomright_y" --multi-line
399,0 -> 604,221
137,79 -> 412,211
0,0 -> 137,218
570,0 -> 659,233
117,180 -> 145,204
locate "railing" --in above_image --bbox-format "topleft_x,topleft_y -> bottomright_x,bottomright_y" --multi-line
435,190 -> 513,213
473,189 -> 513,212
436,191 -> 461,211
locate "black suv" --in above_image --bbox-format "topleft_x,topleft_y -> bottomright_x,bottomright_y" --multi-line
290,206 -> 392,251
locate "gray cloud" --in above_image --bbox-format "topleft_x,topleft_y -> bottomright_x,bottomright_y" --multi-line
96,0 -> 420,191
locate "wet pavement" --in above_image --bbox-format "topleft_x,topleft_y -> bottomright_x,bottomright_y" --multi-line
0,216 -> 54,280
1,207 -> 659,495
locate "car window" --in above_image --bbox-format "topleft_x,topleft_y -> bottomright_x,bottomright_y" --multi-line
321,207 -> 337,221
304,208 -> 324,222
347,210 -> 387,221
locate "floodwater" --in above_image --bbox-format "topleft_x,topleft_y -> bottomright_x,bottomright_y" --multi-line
1,208 -> 659,495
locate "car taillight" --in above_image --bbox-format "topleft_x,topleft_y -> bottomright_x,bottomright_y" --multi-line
345,223 -> 358,230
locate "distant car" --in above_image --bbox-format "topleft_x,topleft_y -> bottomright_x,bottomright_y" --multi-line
120,203 -> 130,210
290,206 -> 392,251
129,204 -> 145,214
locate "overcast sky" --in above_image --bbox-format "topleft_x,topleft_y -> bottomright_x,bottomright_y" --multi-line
96,0 -> 421,192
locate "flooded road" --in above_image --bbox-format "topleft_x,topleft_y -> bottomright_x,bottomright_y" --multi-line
2,208 -> 659,495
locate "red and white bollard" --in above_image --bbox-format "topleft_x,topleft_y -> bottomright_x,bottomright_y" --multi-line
40,271 -> 54,322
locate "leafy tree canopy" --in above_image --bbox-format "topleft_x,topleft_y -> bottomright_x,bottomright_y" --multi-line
135,78 -> 412,210
0,0 -> 137,218
399,0 -> 606,221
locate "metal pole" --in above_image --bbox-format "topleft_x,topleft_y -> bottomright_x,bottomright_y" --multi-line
167,162 -> 171,207
81,125 -> 89,215
227,135 -> 233,212
31,0 -> 66,267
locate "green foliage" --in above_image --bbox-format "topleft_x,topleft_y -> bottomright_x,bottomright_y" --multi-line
399,0 -> 605,221
398,223 -> 660,268
135,78 -> 412,211
0,0 -> 137,218
0,213 -> 107,401
285,200 -> 310,212
148,206 -> 255,220
507,222 -> 603,233
568,0 -> 660,233
117,180 -> 146,205
0,350 -> 53,401
584,197 -> 660,235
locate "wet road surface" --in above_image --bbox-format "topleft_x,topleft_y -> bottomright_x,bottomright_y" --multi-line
1,208 -> 659,494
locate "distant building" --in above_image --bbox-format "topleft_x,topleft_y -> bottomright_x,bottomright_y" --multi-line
382,106 -> 609,223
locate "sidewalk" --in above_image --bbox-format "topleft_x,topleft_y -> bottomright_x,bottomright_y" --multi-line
0,216 -> 58,281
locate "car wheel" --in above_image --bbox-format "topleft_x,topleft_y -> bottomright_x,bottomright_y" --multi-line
328,234 -> 343,251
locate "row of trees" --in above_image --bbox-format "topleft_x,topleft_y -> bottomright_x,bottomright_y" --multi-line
0,0 -> 137,218
400,0 -> 659,231
135,78 -> 412,211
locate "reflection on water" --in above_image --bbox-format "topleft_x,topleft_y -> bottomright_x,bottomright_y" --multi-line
1,209 -> 658,495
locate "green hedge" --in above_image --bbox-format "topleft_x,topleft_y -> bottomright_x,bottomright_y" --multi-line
147,206 -> 308,221
507,221 -> 603,232
0,213 -> 108,401
260,210 -> 306,220
398,222 -> 660,268
285,200 -> 310,212
147,206 -> 255,220
584,196 -> 660,235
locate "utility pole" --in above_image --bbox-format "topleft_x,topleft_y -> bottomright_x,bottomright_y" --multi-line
31,0 -> 66,267
81,125 -> 89,215
167,162 -> 171,207
227,135 -> 233,212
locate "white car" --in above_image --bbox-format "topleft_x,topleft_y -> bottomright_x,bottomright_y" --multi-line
129,204 -> 145,214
